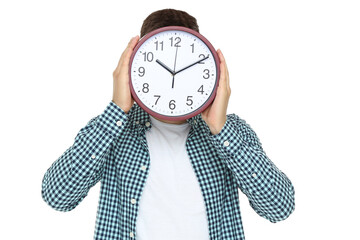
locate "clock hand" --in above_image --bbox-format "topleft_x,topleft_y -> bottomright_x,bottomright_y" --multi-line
173,55 -> 210,75
173,46 -> 179,72
156,59 -> 174,75
172,46 -> 179,89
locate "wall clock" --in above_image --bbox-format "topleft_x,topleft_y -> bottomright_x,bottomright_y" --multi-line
129,26 -> 220,121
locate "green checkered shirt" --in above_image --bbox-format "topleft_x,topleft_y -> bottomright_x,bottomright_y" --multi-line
41,100 -> 295,239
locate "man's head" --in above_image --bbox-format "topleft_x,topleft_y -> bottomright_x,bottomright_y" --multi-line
140,8 -> 199,38
139,8 -> 199,125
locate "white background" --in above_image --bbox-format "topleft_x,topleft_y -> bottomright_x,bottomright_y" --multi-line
1,0 -> 359,239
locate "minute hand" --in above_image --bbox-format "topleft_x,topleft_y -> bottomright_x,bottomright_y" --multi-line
174,55 -> 209,75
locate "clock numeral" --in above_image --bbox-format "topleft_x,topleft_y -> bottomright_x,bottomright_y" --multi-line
142,83 -> 149,93
169,99 -> 176,110
186,96 -> 193,106
203,69 -> 210,79
138,67 -> 145,77
190,43 -> 194,53
198,85 -> 204,94
169,37 -> 181,47
154,95 -> 161,105
199,54 -> 208,64
154,41 -> 164,51
142,52 -> 154,62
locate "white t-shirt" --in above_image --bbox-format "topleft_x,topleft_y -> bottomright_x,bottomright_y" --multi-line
136,115 -> 209,240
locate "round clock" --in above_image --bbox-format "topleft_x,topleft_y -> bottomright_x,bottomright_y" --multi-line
129,26 -> 220,121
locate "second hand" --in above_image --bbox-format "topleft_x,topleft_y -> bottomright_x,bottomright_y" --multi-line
172,46 -> 179,89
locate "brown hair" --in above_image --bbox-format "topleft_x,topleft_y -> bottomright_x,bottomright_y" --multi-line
140,9 -> 199,38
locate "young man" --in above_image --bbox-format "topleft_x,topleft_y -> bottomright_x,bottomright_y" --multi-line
41,8 -> 295,240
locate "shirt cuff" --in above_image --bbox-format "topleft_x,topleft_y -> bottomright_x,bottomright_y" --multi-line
208,114 -> 250,158
97,100 -> 129,138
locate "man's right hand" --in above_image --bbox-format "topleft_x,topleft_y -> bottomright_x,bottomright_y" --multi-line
112,35 -> 140,114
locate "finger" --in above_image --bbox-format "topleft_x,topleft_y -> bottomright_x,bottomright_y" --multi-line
218,49 -> 230,90
224,56 -> 230,90
118,36 -> 135,63
123,35 -> 140,63
217,49 -> 226,89
116,35 -> 139,69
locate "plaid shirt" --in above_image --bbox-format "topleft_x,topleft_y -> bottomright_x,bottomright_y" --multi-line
41,100 -> 295,240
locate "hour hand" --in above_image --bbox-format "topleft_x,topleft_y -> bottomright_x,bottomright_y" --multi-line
156,59 -> 174,75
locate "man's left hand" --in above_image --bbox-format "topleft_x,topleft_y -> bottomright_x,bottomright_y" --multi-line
201,49 -> 231,135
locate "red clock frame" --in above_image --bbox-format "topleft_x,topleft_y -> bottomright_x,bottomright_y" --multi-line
129,26 -> 220,121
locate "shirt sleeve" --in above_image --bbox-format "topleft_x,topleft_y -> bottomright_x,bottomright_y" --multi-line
41,100 -> 129,212
206,113 -> 295,223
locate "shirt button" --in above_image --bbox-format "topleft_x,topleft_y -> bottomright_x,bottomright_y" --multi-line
194,120 -> 197,124
131,198 -> 136,204
252,173 -> 257,178
136,121 -> 139,124
129,232 -> 134,238
140,165 -> 147,171
224,140 -> 230,147
116,120 -> 122,126
145,121 -> 150,127
91,154 -> 96,159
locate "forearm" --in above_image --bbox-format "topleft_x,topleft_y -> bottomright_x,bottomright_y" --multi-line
41,101 -> 128,211
207,114 -> 295,222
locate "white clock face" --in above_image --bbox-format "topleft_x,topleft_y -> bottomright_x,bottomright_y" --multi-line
130,29 -> 218,118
